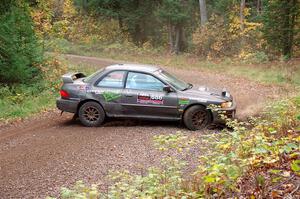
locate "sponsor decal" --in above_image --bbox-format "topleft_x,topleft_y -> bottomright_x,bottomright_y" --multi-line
179,98 -> 189,105
198,86 -> 208,91
78,85 -> 89,91
137,93 -> 164,105
102,91 -> 121,102
78,85 -> 84,91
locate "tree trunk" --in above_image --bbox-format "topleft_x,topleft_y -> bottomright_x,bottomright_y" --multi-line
288,0 -> 297,58
174,25 -> 181,54
82,0 -> 88,14
179,26 -> 186,52
257,0 -> 262,14
240,0 -> 246,31
282,0 -> 297,58
168,22 -> 175,53
133,24 -> 144,46
118,16 -> 123,30
199,0 -> 208,26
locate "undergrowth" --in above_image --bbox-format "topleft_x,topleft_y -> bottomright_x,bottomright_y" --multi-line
48,97 -> 300,198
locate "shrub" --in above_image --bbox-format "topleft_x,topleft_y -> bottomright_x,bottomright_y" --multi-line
38,57 -> 68,92
192,7 -> 262,59
196,98 -> 300,197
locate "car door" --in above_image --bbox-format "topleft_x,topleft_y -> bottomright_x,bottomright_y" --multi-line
91,70 -> 126,117
121,71 -> 179,119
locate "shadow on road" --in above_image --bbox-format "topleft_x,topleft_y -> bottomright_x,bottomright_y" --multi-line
60,116 -> 225,131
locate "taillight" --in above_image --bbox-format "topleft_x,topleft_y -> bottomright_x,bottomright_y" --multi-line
60,90 -> 70,98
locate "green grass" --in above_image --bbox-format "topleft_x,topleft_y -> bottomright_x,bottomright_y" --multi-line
0,91 -> 56,121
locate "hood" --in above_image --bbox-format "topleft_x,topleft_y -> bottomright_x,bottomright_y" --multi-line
181,85 -> 232,102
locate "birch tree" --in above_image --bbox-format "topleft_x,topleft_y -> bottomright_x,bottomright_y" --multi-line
199,0 -> 207,26
240,0 -> 246,31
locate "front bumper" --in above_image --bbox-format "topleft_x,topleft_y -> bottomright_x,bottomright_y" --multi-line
56,98 -> 80,113
212,100 -> 237,123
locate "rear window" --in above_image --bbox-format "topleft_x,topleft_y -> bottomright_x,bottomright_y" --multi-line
83,69 -> 104,83
97,71 -> 126,88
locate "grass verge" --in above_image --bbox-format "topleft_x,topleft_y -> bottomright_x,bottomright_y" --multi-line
0,56 -> 97,122
50,39 -> 300,87
0,91 -> 56,121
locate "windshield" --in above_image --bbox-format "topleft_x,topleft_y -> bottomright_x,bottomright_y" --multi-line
156,70 -> 190,91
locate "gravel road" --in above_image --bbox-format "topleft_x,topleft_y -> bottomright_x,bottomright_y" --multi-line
0,55 -> 287,198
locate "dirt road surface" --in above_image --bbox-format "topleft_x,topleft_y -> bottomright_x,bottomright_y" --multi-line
0,55 -> 287,198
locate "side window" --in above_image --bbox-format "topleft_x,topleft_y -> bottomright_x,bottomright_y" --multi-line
97,71 -> 125,88
126,72 -> 165,91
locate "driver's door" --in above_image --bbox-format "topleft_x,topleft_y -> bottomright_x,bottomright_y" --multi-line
121,72 -> 179,119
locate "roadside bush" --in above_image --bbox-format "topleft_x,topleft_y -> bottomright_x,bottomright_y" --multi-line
38,57 -> 68,92
0,54 -> 67,121
192,7 -> 262,59
0,4 -> 43,84
192,15 -> 235,58
196,98 -> 300,197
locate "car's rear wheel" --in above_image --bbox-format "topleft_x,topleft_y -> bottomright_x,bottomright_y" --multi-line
78,101 -> 105,127
183,105 -> 211,131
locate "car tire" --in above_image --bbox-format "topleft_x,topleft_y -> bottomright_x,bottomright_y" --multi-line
183,105 -> 211,131
78,101 -> 105,127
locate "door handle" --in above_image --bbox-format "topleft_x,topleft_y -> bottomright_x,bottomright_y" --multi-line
125,94 -> 133,97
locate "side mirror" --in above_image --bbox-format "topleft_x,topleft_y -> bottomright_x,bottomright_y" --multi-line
163,85 -> 173,93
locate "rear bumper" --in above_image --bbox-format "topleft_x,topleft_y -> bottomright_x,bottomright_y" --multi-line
212,100 -> 237,123
56,98 -> 80,113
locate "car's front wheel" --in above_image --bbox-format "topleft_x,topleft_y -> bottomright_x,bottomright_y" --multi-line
78,101 -> 105,127
183,105 -> 211,131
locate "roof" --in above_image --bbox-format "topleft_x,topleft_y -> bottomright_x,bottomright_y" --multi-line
105,64 -> 160,73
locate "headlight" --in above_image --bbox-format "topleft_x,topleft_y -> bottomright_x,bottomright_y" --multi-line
221,101 -> 232,108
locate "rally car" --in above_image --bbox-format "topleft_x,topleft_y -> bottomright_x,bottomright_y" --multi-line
56,64 -> 236,130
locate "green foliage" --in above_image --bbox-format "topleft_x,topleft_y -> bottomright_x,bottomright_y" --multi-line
261,0 -> 299,58
242,51 -> 269,64
50,157 -> 195,199
40,0 -> 299,58
108,158 -> 193,198
86,0 -> 162,46
56,181 -> 99,199
192,4 -> 263,59
0,56 -> 67,121
291,159 -> 300,173
0,2 -> 43,84
155,0 -> 191,25
196,98 -> 300,196
153,132 -> 197,152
